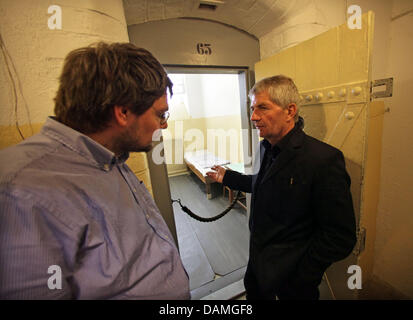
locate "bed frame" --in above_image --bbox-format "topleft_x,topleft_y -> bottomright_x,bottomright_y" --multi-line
184,150 -> 229,200
184,159 -> 215,199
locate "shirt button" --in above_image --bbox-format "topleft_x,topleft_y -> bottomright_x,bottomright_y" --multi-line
133,188 -> 137,193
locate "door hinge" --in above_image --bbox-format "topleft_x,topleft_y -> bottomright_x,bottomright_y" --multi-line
371,77 -> 393,100
353,227 -> 366,256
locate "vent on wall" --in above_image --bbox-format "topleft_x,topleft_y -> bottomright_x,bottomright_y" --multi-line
198,1 -> 225,11
199,3 -> 217,11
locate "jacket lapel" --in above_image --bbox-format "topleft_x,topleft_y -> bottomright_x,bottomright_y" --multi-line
261,128 -> 305,184
252,141 -> 266,190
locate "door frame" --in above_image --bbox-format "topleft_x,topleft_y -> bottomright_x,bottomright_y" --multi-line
148,64 -> 255,249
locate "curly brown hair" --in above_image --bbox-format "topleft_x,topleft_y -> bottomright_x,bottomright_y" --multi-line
54,42 -> 172,134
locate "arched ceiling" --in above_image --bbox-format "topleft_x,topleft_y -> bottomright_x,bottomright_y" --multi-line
122,0 -> 311,38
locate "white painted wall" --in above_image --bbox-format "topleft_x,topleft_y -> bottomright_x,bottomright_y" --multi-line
171,74 -> 241,119
0,0 -> 129,127
198,74 -> 241,118
259,0 -> 346,59
258,0 -> 413,298
184,74 -> 206,119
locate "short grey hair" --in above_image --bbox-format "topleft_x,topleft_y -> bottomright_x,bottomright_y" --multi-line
249,75 -> 301,122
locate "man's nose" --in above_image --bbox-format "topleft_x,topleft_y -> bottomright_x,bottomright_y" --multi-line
250,110 -> 259,121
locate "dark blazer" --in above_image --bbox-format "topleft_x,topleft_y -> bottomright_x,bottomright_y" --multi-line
223,127 -> 357,298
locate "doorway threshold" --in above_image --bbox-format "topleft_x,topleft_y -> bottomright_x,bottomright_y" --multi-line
190,266 -> 246,300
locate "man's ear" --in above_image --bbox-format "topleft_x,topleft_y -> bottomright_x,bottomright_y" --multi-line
113,105 -> 129,127
287,103 -> 297,121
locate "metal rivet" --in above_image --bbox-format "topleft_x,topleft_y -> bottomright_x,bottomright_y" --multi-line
345,111 -> 355,120
327,91 -> 335,98
339,88 -> 347,97
315,93 -> 323,101
352,87 -> 362,96
305,95 -> 313,102
103,164 -> 110,171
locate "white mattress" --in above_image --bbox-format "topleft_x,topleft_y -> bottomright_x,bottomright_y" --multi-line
184,150 -> 230,177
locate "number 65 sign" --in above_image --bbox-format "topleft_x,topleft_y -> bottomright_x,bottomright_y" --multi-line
196,43 -> 212,55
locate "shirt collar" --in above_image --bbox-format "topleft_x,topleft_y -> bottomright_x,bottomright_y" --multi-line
263,121 -> 300,155
41,117 -> 129,171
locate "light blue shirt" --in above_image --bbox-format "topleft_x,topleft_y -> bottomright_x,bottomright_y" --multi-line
0,117 -> 189,299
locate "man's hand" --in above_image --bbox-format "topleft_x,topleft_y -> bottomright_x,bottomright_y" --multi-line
206,165 -> 227,183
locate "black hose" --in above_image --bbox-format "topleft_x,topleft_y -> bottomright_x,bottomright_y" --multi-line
172,191 -> 242,223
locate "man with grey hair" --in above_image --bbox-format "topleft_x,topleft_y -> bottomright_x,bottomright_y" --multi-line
208,75 -> 356,300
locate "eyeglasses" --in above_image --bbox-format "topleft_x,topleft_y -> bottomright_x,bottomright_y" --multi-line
159,111 -> 170,125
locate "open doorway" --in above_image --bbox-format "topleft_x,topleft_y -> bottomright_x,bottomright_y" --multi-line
162,67 -> 252,299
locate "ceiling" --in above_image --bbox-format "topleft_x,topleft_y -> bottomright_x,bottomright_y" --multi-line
122,0 -> 310,38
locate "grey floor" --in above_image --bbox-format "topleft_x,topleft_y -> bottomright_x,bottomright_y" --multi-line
169,173 -> 250,293
169,173 -> 336,300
